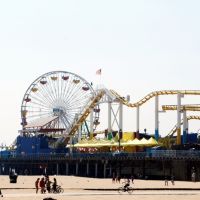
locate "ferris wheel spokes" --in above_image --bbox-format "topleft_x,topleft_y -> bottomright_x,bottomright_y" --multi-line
21,71 -> 101,140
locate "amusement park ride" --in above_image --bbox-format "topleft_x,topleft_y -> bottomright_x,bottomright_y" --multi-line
4,71 -> 200,155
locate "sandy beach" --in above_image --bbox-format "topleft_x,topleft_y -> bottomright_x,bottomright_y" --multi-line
0,175 -> 200,200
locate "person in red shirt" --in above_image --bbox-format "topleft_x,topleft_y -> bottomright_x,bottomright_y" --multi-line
39,178 -> 45,193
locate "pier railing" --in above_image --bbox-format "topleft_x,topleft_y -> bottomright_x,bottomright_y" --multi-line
0,150 -> 200,160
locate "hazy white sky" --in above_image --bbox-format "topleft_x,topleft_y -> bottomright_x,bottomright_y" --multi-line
0,0 -> 200,144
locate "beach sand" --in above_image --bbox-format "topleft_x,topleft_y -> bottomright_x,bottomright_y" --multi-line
1,175 -> 200,200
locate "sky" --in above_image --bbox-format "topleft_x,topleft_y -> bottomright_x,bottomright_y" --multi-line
0,0 -> 200,145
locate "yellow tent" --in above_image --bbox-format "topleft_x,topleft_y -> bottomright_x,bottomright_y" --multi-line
139,138 -> 148,146
122,132 -> 134,141
121,138 -> 140,146
146,137 -> 158,146
69,137 -> 159,148
71,138 -> 117,148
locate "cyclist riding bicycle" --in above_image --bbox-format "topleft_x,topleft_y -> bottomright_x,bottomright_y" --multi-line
123,178 -> 130,190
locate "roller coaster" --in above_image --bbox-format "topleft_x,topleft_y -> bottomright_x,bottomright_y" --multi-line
162,105 -> 200,143
6,70 -> 200,155
110,89 -> 200,144
166,115 -> 200,138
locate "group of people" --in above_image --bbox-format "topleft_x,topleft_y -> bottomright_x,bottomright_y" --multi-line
112,173 -> 134,191
35,176 -> 57,194
112,172 -> 134,185
164,175 -> 175,186
112,173 -> 121,183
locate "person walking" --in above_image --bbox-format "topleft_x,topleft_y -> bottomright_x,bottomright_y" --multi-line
39,177 -> 45,193
131,175 -> 134,184
191,167 -> 196,182
0,189 -> 3,197
164,176 -> 168,186
192,172 -> 196,182
35,178 -> 40,194
171,175 -> 175,185
52,178 -> 57,193
46,178 -> 51,193
112,172 -> 116,183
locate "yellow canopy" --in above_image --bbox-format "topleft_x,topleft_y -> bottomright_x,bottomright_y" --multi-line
121,138 -> 140,146
70,138 -> 117,148
122,137 -> 158,147
146,137 -> 158,146
69,137 -> 158,148
122,132 -> 134,141
139,138 -> 148,146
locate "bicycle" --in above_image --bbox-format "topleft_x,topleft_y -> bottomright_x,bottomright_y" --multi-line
118,185 -> 133,194
50,185 -> 64,193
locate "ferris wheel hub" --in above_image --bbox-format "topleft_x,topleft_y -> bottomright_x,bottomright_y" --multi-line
53,107 -> 65,116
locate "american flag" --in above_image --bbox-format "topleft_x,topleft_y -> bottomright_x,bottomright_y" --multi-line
96,68 -> 102,75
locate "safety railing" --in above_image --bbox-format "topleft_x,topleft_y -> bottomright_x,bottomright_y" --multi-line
0,150 -> 200,160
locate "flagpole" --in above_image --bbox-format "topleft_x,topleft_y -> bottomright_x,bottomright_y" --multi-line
95,68 -> 102,88
99,73 -> 102,86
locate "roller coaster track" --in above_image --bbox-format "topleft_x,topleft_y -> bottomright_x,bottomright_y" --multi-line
59,89 -> 105,146
166,115 -> 200,138
110,90 -> 200,107
162,104 -> 200,111
163,105 -> 200,138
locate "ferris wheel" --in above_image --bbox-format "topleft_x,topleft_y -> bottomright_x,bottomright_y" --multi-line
21,71 -> 100,136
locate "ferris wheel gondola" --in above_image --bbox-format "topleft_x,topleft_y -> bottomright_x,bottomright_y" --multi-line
21,71 -> 100,137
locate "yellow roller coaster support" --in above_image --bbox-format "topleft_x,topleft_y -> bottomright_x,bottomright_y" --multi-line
62,90 -> 105,145
162,105 -> 200,111
166,115 -> 200,138
176,128 -> 181,145
162,105 -> 200,145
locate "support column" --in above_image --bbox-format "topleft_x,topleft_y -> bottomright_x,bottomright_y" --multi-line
86,162 -> 89,176
108,100 -> 112,133
56,163 -> 59,175
119,102 -> 123,131
76,162 -> 79,176
66,162 -> 69,175
69,136 -> 73,154
95,163 -> 98,178
78,126 -> 82,142
142,160 -> 145,178
109,165 -> 112,177
90,110 -> 94,138
103,162 -> 107,178
183,110 -> 187,144
136,105 -> 140,138
177,93 -> 182,145
155,95 -> 159,141
186,118 -> 189,135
